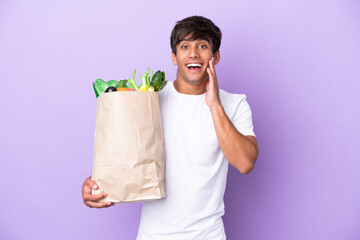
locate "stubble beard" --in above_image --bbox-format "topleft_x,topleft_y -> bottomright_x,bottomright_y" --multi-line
177,68 -> 209,86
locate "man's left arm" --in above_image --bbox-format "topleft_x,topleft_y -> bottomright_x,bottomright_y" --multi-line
206,57 -> 259,174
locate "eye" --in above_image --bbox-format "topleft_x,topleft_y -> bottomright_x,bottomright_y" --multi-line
199,44 -> 207,49
181,45 -> 188,49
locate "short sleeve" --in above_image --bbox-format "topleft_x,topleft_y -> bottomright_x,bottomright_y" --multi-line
232,95 -> 256,137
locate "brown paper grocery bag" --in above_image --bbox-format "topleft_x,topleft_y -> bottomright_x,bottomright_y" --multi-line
91,91 -> 166,203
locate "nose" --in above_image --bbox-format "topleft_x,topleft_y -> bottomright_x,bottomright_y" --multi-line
189,46 -> 199,58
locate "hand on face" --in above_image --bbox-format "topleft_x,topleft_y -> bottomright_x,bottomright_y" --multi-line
205,57 -> 221,109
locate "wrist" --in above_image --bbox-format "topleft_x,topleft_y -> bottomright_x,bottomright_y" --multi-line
209,103 -> 224,113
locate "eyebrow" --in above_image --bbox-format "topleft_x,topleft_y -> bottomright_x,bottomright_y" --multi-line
179,39 -> 210,44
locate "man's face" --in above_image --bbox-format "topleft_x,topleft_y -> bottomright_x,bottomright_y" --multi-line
172,36 -> 220,85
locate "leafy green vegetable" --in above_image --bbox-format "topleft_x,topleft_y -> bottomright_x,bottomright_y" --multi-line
107,80 -> 119,87
150,70 -> 167,91
94,78 -> 109,97
92,82 -> 99,98
115,80 -> 128,88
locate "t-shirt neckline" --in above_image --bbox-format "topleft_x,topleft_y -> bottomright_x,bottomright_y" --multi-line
170,81 -> 206,98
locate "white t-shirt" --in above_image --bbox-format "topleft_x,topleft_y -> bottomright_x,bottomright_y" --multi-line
136,81 -> 255,240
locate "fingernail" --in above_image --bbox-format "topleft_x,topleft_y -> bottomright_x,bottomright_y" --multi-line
93,184 -> 98,189
104,193 -> 108,197
107,202 -> 111,206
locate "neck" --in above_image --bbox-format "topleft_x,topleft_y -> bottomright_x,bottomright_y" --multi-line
173,80 -> 207,95
173,74 -> 207,95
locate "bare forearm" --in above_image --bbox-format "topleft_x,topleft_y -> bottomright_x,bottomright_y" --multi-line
210,105 -> 258,174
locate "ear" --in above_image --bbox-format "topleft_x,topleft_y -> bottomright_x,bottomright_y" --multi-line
171,52 -> 178,65
213,51 -> 221,65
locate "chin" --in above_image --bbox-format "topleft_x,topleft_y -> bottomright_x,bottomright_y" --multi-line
183,75 -> 208,85
178,70 -> 208,85
190,78 -> 208,85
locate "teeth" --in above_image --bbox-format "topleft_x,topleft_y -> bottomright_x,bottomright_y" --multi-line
186,63 -> 202,68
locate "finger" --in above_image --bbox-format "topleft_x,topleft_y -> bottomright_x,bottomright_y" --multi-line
209,57 -> 217,83
86,178 -> 99,190
210,61 -> 220,91
82,182 -> 97,197
207,63 -> 214,83
207,66 -> 213,78
85,200 -> 114,208
82,183 -> 91,195
207,57 -> 213,73
82,177 -> 97,194
207,68 -> 214,87
83,191 -> 108,202
82,179 -> 92,195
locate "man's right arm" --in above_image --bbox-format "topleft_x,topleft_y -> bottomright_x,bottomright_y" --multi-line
82,176 -> 114,208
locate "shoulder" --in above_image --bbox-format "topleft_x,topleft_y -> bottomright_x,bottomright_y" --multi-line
219,88 -> 253,122
219,89 -> 248,108
220,89 -> 256,136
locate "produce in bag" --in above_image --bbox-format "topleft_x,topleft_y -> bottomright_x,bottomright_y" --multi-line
92,68 -> 167,97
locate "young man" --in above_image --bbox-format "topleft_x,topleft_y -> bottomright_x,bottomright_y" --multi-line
82,16 -> 259,240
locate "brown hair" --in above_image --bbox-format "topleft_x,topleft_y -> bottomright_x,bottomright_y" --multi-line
170,16 -> 222,55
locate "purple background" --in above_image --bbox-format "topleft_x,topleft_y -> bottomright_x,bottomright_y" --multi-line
1,0 -> 359,239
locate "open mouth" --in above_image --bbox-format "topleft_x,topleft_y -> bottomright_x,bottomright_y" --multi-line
186,63 -> 203,71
